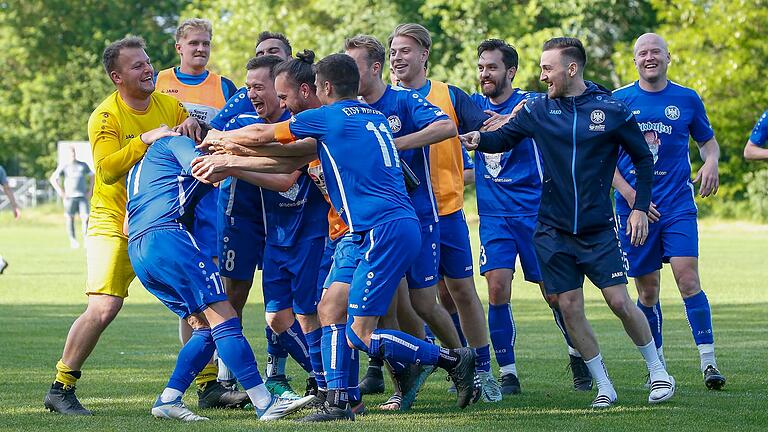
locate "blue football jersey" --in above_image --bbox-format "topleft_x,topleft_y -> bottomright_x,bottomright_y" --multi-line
217,112 -> 276,224
614,81 -> 714,216
283,99 -> 417,232
369,84 -> 448,226
209,87 -> 255,131
222,111 -> 328,246
750,110 -> 768,147
126,135 -> 212,238
462,146 -> 474,170
471,90 -> 542,216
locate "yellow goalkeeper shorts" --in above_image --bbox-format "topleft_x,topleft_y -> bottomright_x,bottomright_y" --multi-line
85,235 -> 135,298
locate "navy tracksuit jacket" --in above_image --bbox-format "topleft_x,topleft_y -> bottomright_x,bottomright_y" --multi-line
477,82 -> 653,235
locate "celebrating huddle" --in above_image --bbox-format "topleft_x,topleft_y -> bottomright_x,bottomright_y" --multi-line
43,19 -> 726,423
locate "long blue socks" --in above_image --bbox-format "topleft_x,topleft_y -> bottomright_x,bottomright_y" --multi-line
305,327 -> 327,389
684,291 -> 714,345
321,324 -> 351,391
277,320 -> 313,373
637,300 -> 664,349
366,328 -> 440,366
211,318 -> 263,390
488,303 -> 516,367
167,328 -> 215,392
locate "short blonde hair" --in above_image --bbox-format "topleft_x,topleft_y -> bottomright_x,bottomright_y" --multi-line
388,23 -> 432,51
175,18 -> 212,42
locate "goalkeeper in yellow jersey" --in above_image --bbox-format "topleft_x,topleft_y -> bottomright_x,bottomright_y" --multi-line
44,36 -> 200,415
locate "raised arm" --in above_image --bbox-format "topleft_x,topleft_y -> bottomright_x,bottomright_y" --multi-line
191,153 -> 317,184
206,139 -> 317,158
395,119 -> 457,150
202,122 -> 278,149
89,114 -> 178,186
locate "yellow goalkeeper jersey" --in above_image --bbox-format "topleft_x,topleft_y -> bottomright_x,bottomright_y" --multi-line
86,91 -> 187,237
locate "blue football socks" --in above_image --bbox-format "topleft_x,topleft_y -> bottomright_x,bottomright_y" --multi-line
305,327 -> 327,389
637,300 -> 664,349
211,318 -> 263,390
277,320 -> 313,373
488,303 -> 516,367
166,328 -> 215,392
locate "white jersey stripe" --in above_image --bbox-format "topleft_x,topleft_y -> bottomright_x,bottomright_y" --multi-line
422,148 -> 439,223
225,178 -> 237,217
322,142 -> 354,231
177,175 -> 186,216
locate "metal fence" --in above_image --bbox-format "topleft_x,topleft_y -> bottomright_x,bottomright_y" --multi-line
0,177 -> 57,211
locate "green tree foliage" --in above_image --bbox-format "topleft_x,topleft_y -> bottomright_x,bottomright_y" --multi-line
2,0 -> 766,218
182,0 -> 403,85
0,0 -> 188,176
419,0 -> 656,92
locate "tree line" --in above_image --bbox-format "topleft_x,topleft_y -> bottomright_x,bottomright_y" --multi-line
1,0 -> 766,217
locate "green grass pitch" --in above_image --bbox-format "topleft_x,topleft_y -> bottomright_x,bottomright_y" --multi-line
0,207 -> 766,431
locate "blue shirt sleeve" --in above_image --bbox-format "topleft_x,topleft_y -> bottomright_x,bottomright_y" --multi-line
0,166 -> 7,185
167,136 -> 205,175
288,107 -> 329,140
750,110 -> 768,147
462,147 -> 474,170
221,77 -> 238,101
449,85 -> 490,134
405,93 -> 449,129
477,98 -> 537,153
210,87 -> 249,130
688,91 -> 715,143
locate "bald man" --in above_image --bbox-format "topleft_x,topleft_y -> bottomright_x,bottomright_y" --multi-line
612,33 -> 725,390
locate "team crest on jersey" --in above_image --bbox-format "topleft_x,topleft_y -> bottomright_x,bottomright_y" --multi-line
279,183 -> 300,201
388,115 -> 402,133
482,153 -> 504,178
589,109 -> 606,131
644,130 -> 661,164
665,105 -> 680,120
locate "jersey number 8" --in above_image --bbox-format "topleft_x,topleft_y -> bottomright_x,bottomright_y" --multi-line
224,249 -> 236,271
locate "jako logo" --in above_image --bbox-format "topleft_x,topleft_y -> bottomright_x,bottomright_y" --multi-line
549,109 -> 562,115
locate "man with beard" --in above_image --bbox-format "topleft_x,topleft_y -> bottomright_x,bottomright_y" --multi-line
461,37 -> 675,408
469,39 -> 592,395
612,33 -> 725,390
